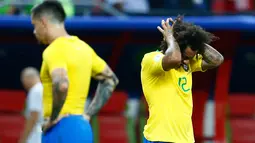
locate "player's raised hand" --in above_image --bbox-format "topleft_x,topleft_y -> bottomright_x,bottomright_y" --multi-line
157,18 -> 175,44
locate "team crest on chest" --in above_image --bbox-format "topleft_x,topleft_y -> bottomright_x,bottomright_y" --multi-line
182,64 -> 189,72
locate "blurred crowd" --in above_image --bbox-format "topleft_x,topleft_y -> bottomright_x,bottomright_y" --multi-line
1,0 -> 255,17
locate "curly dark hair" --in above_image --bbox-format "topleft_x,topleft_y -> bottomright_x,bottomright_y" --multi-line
160,15 -> 218,54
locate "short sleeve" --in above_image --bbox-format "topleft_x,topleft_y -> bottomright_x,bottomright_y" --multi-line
91,49 -> 107,77
44,45 -> 67,74
141,52 -> 165,74
43,41 -> 67,73
190,54 -> 206,72
28,85 -> 43,112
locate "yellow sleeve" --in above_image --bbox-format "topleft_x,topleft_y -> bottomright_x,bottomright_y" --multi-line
43,46 -> 67,74
91,49 -> 107,77
141,52 -> 165,75
190,54 -> 206,72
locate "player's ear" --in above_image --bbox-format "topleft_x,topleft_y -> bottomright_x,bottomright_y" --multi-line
40,17 -> 48,28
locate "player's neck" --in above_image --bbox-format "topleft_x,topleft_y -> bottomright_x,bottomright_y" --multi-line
27,79 -> 40,91
49,32 -> 69,44
48,26 -> 69,44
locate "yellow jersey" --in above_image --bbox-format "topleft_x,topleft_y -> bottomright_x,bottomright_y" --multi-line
40,36 -> 106,118
141,51 -> 205,143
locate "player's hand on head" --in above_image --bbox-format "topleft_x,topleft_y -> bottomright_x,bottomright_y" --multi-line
157,18 -> 174,33
157,18 -> 175,44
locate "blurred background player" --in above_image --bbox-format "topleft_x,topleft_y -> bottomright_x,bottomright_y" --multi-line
19,67 -> 43,143
141,17 -> 224,143
31,1 -> 118,143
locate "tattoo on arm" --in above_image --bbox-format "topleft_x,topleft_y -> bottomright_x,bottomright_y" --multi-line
86,68 -> 118,117
202,43 -> 224,70
50,68 -> 69,122
162,37 -> 182,71
165,40 -> 181,58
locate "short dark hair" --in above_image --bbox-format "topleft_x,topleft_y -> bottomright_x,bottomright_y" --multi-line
31,0 -> 66,23
160,15 -> 217,54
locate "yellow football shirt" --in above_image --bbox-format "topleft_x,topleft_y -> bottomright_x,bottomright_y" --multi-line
40,36 -> 106,118
141,51 -> 205,143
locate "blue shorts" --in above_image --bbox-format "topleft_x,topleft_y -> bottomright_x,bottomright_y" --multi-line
42,115 -> 93,143
143,137 -> 169,143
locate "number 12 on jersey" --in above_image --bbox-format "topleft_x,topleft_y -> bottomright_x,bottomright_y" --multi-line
178,77 -> 190,92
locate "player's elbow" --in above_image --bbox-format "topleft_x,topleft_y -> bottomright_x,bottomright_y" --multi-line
54,78 -> 69,93
101,74 -> 119,88
162,53 -> 182,70
115,78 -> 119,86
215,55 -> 224,67
60,82 -> 69,92
112,75 -> 119,87
170,51 -> 182,64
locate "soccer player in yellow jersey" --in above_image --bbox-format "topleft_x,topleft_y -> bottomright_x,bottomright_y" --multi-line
141,16 -> 224,143
31,1 -> 119,143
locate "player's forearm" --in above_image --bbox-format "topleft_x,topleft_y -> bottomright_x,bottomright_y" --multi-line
162,36 -> 182,70
50,75 -> 69,122
202,43 -> 224,68
86,75 -> 118,117
165,35 -> 181,57
19,113 -> 38,143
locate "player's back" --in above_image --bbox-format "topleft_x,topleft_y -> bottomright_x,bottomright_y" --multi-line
59,36 -> 93,113
41,36 -> 98,117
